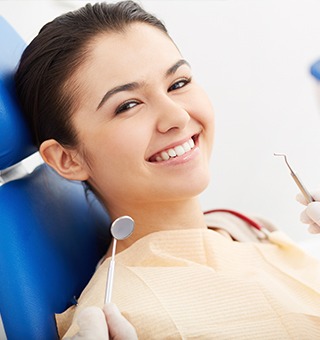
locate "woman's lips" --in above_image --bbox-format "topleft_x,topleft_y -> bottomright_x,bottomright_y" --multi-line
149,135 -> 198,162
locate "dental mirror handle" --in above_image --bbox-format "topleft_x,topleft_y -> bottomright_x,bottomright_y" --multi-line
105,238 -> 117,303
105,259 -> 115,303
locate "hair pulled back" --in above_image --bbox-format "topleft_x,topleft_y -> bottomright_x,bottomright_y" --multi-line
15,1 -> 168,148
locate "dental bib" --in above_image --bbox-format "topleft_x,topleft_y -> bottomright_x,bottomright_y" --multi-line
56,213 -> 320,339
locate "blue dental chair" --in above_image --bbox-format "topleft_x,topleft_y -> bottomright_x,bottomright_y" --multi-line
311,59 -> 320,81
0,17 -> 111,340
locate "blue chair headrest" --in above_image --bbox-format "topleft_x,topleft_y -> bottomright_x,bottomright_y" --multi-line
0,16 -> 37,171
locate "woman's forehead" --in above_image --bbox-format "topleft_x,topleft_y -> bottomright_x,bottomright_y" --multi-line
85,23 -> 180,75
70,23 -> 182,112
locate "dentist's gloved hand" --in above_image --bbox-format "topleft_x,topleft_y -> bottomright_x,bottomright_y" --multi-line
66,303 -> 137,340
296,191 -> 320,234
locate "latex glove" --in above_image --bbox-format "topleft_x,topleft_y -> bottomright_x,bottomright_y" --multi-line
296,191 -> 320,234
103,303 -> 137,340
66,303 -> 137,340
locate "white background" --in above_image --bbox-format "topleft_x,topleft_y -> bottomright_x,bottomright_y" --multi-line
2,0 -> 320,243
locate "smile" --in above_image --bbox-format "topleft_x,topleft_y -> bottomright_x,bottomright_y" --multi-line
149,135 -> 198,162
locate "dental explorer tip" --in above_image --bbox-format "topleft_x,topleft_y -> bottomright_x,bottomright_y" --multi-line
273,153 -> 293,173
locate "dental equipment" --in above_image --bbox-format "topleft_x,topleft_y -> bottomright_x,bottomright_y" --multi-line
105,215 -> 135,303
310,59 -> 320,113
274,153 -> 314,203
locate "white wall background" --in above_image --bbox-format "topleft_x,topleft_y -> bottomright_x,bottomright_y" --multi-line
2,0 -> 320,243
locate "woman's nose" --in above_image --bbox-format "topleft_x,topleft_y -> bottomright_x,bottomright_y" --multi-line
155,95 -> 190,133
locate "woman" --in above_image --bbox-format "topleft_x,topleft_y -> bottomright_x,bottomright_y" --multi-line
15,1 -> 320,339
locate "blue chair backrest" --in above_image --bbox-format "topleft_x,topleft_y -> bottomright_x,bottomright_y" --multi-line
0,16 -> 36,169
0,17 -> 111,340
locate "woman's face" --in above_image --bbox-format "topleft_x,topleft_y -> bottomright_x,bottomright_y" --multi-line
71,23 -> 215,213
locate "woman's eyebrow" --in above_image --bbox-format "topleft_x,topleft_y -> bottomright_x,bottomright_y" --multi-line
166,59 -> 191,77
96,59 -> 191,111
96,82 -> 140,111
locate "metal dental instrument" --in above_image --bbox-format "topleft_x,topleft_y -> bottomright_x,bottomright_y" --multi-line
274,153 -> 314,203
105,215 -> 135,303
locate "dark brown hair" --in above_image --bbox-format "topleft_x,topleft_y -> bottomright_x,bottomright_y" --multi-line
15,1 -> 168,148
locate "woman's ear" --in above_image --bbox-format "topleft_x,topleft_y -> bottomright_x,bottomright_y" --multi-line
39,139 -> 89,181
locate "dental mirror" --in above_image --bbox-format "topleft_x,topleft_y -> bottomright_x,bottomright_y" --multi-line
105,216 -> 135,303
111,215 -> 135,240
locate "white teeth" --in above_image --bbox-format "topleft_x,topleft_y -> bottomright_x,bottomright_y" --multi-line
168,149 -> 176,157
188,138 -> 195,148
153,137 -> 196,162
182,141 -> 191,152
160,151 -> 170,161
174,145 -> 185,156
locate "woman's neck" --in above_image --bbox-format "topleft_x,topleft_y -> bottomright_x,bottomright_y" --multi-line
106,197 -> 207,254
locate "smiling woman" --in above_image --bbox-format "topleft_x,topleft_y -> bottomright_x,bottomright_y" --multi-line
14,1 -> 320,339
34,19 -> 214,226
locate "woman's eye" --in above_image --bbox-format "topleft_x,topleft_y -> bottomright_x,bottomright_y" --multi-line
168,77 -> 192,92
115,100 -> 139,114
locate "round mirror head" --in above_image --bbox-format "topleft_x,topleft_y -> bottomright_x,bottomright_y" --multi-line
110,216 -> 135,240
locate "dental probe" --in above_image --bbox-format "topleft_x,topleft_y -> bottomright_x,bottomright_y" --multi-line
274,153 -> 314,203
